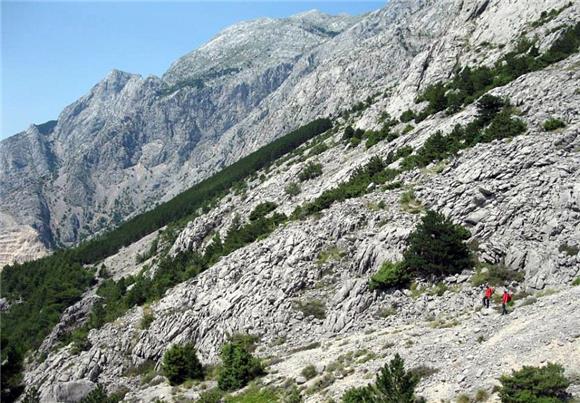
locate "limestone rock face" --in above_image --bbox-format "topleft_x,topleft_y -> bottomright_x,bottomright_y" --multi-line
10,0 -> 580,401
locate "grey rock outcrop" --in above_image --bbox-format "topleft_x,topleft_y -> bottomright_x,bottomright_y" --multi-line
13,0 -> 580,401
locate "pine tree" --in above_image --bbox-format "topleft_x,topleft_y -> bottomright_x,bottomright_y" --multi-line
403,210 -> 471,275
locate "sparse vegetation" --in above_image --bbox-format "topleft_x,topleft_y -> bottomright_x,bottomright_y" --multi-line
471,263 -> 524,286
298,162 -> 323,181
295,299 -> 326,320
140,306 -> 155,329
317,246 -> 346,264
301,365 -> 318,380
416,22 -> 580,117
543,118 -> 566,131
399,190 -> 423,214
285,182 -> 301,197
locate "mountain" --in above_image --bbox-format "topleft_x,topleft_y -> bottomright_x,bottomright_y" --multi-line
1,0 -> 580,402
0,10 -> 361,268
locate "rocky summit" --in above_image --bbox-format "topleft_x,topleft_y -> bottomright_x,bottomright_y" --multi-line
1,0 -> 580,402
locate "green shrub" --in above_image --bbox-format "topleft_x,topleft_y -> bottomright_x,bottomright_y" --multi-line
543,118 -> 566,131
79,385 -> 121,403
403,210 -> 472,276
162,343 -> 203,386
342,386 -> 375,402
341,353 -> 420,403
573,277 -> 580,286
70,327 -> 92,355
285,182 -> 301,197
456,394 -> 470,403
224,384 -> 279,403
309,142 -> 328,156
301,364 -> 317,380
559,243 -> 579,256
400,110 -> 416,123
298,162 -> 323,181
249,202 -> 278,221
140,306 -> 155,330
197,388 -> 225,403
218,341 -> 263,391
498,363 -> 570,403
295,299 -> 326,320
369,261 -> 409,290
402,124 -> 414,134
474,389 -> 489,402
471,264 -> 524,286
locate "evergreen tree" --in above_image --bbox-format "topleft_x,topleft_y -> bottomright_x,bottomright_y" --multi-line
218,341 -> 263,391
403,210 -> 471,275
498,363 -> 570,403
162,343 -> 203,385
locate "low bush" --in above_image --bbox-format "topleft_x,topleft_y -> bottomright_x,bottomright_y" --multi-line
295,299 -> 326,320
400,109 -> 416,123
162,343 -> 203,385
471,263 -> 524,286
543,118 -> 566,131
308,142 -> 328,157
249,202 -> 277,221
369,261 -> 409,290
218,341 -> 263,391
301,364 -> 318,380
79,385 -> 122,403
498,363 -> 570,403
298,162 -> 323,181
285,182 -> 301,197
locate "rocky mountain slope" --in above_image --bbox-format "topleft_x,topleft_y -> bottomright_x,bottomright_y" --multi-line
0,10 -> 364,267
4,0 -> 580,402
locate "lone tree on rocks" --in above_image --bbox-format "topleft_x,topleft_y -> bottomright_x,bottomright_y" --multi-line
162,342 -> 203,385
403,210 -> 471,276
342,353 -> 421,403
218,340 -> 263,391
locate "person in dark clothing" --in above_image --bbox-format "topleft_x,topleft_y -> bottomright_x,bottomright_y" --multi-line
501,289 -> 512,315
482,284 -> 494,308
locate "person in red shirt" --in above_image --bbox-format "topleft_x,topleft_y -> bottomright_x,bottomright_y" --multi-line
482,284 -> 494,308
502,289 -> 512,315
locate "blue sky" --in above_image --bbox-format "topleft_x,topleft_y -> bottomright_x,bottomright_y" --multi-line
1,1 -> 384,139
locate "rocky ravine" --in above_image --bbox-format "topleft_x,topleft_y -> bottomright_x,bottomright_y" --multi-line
15,0 -> 580,401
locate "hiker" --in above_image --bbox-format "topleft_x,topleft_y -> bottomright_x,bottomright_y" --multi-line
482,284 -> 494,308
501,289 -> 512,315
